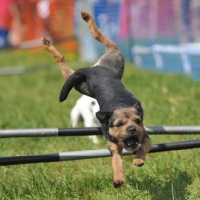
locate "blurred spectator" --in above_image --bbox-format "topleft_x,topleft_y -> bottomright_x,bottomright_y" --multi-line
0,0 -> 21,48
16,0 -> 39,42
37,0 -> 51,37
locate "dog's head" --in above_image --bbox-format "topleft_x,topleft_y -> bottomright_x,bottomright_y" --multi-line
96,103 -> 145,151
90,99 -> 100,118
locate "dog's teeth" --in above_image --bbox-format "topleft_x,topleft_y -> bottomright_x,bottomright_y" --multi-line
127,137 -> 136,145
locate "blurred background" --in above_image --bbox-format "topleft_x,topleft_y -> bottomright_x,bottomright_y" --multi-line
1,0 -> 200,80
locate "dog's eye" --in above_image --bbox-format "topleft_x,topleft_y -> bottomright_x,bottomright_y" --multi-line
115,122 -> 123,127
135,119 -> 142,125
91,101 -> 96,106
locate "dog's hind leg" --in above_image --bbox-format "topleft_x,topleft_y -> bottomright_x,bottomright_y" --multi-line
81,11 -> 124,78
70,105 -> 82,128
41,37 -> 74,80
81,11 -> 119,53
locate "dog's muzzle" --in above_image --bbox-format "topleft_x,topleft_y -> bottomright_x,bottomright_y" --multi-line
124,135 -> 139,150
124,126 -> 140,151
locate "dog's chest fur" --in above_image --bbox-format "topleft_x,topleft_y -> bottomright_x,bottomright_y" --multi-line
84,66 -> 139,111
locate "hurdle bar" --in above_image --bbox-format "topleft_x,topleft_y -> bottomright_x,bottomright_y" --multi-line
0,139 -> 200,166
0,126 -> 200,138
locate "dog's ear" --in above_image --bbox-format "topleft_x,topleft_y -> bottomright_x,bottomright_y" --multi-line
134,102 -> 144,120
96,111 -> 113,125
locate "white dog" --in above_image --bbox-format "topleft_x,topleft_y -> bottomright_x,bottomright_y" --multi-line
70,95 -> 100,143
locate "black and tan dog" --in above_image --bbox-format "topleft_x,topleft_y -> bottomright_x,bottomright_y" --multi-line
42,11 -> 152,188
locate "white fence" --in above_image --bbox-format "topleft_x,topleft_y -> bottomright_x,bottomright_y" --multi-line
132,43 -> 200,78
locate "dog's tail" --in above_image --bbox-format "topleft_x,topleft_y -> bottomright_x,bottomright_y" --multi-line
59,76 -> 75,102
59,68 -> 90,102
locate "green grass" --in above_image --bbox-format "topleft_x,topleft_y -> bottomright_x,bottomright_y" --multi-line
0,48 -> 200,199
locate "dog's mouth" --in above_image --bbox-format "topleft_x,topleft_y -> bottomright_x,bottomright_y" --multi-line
124,136 -> 139,150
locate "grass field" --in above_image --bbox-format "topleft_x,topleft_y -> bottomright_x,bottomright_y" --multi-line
0,48 -> 200,199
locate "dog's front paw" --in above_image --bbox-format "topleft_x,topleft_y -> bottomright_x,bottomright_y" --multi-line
81,11 -> 93,22
113,179 -> 124,188
41,37 -> 51,46
133,158 -> 145,167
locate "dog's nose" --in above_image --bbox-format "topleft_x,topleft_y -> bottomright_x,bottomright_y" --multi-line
128,127 -> 136,134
